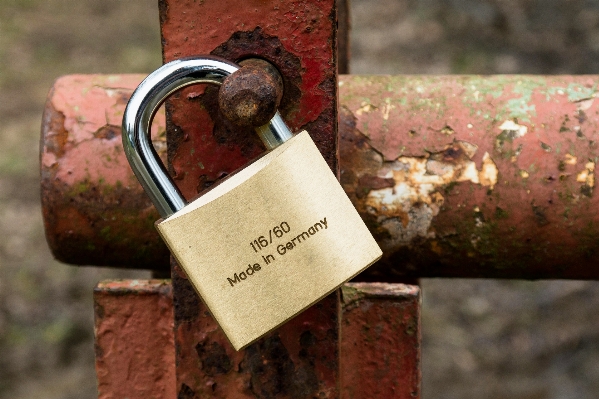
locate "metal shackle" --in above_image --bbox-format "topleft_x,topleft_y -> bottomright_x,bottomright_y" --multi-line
122,56 -> 293,219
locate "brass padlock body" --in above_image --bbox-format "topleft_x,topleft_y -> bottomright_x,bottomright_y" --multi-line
156,131 -> 381,350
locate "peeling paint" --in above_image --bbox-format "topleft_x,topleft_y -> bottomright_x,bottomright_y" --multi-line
577,161 -> 595,196
363,143 -> 498,248
356,101 -> 376,116
499,120 -> 528,138
41,75 -> 169,269
565,154 -> 578,165
440,125 -> 455,135
479,152 -> 499,189
510,144 -> 523,163
43,73 -> 599,279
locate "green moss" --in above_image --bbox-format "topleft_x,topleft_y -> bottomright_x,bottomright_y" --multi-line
565,82 -> 597,102
558,161 -> 566,172
71,182 -> 89,195
341,285 -> 362,304
494,207 -> 509,219
100,226 -> 111,240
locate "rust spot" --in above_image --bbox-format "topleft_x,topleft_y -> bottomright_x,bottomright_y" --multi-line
196,85 -> 265,158
429,142 -> 468,163
218,59 -> 284,127
440,125 -> 455,135
558,161 -> 566,172
242,335 -> 319,398
339,105 -> 499,259
42,102 -> 69,158
196,341 -> 232,376
357,174 -> 395,192
171,259 -> 200,323
178,384 -> 198,399
581,184 -> 593,197
94,125 -> 120,140
532,204 -> 549,227
115,91 -> 132,106
212,27 -> 302,120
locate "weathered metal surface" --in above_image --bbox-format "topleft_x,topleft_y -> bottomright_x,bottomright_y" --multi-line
219,59 -> 284,127
171,260 -> 339,398
41,74 -> 599,279
40,74 -> 169,269
160,2 -> 339,397
94,280 -> 175,399
160,0 -> 339,201
340,283 -> 421,399
92,280 -> 420,398
338,75 -> 599,279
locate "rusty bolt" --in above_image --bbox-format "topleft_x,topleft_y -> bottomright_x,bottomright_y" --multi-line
218,58 -> 284,127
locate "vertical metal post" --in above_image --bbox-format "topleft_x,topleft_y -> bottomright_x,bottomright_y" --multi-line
94,281 -> 176,399
340,283 -> 421,399
159,0 -> 339,396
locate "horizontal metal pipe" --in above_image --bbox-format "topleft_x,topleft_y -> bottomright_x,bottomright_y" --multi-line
41,74 -> 169,269
41,74 -> 599,279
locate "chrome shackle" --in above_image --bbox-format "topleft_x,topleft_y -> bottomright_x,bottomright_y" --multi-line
122,56 -> 293,218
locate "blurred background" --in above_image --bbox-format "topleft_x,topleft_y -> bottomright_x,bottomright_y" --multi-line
1,0 -> 599,398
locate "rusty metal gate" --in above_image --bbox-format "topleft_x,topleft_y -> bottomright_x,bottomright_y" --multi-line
40,1 -> 599,398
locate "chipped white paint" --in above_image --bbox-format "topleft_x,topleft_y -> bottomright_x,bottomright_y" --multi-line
364,143 -> 499,248
577,161 -> 595,187
355,101 -> 376,116
499,120 -> 528,138
441,126 -> 455,135
459,140 -> 478,159
577,170 -> 589,183
479,152 -> 499,189
577,98 -> 594,111
565,154 -> 578,165
381,98 -> 395,121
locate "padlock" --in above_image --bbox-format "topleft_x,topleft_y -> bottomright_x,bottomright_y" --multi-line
122,56 -> 382,350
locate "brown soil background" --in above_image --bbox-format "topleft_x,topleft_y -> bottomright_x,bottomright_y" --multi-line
1,1 -> 599,398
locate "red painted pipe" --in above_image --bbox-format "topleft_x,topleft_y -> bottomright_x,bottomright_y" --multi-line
339,75 -> 599,279
41,74 -> 599,279
41,74 -> 169,269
